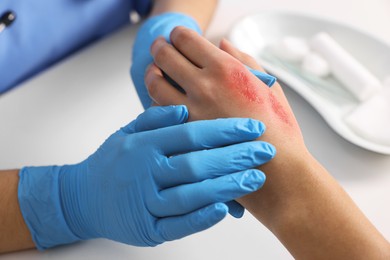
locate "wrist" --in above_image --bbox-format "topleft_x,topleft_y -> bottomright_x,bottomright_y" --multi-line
58,163 -> 98,240
246,154 -> 390,259
18,166 -> 80,250
238,149 -> 320,228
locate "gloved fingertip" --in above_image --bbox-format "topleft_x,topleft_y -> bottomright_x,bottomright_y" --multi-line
242,170 -> 266,191
174,105 -> 189,123
160,105 -> 188,123
194,203 -> 228,230
258,120 -> 266,136
254,142 -> 276,161
211,203 -> 229,221
265,143 -> 276,159
245,119 -> 266,137
231,208 -> 245,219
226,201 -> 245,218
259,73 -> 277,87
247,67 -> 277,87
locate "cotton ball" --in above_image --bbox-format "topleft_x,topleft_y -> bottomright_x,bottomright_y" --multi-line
301,52 -> 331,77
271,36 -> 309,62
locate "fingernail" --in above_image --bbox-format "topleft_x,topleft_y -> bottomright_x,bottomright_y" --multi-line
150,37 -> 165,57
144,67 -> 153,86
220,38 -> 227,48
222,38 -> 233,47
145,63 -> 153,73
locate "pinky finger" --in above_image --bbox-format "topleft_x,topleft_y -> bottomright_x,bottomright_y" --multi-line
219,38 -> 263,71
155,203 -> 228,242
226,200 -> 245,218
145,63 -> 187,106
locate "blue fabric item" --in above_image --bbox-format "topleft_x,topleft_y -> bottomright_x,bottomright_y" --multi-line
246,66 -> 277,87
131,13 -> 202,109
0,0 -> 152,93
18,106 -> 275,249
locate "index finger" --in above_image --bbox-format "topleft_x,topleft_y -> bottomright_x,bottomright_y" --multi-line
140,118 -> 266,156
170,26 -> 228,68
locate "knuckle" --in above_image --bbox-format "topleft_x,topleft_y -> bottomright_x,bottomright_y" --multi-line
123,134 -> 148,154
172,26 -> 197,46
154,44 -> 171,64
192,78 -> 215,100
181,126 -> 198,147
226,173 -> 239,186
213,59 -> 230,72
121,136 -> 133,153
181,154 -> 199,180
146,76 -> 159,97
215,59 -> 243,81
208,180 -> 226,201
229,152 -> 245,168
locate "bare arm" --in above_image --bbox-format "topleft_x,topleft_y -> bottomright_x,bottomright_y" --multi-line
218,40 -> 390,259
243,151 -> 390,259
145,27 -> 390,259
0,170 -> 34,253
151,0 -> 218,31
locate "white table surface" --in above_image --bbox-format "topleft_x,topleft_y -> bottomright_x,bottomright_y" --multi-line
1,0 -> 389,259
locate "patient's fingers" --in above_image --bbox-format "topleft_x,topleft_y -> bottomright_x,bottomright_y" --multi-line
219,38 -> 266,72
151,37 -> 200,92
170,26 -> 225,68
145,63 -> 187,106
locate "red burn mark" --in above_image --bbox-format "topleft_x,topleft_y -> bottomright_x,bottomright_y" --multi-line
269,91 -> 291,125
230,69 -> 263,104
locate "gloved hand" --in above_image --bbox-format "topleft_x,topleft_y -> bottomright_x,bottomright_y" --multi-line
130,13 -> 276,109
246,66 -> 276,87
131,13 -> 202,109
18,105 -> 275,250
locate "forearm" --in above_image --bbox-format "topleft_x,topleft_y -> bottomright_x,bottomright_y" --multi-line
239,150 -> 390,259
0,170 -> 34,253
145,27 -> 390,258
151,0 -> 218,31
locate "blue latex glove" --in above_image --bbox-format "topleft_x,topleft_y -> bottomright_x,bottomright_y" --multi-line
131,13 -> 202,109
246,66 -> 277,87
130,13 -> 276,108
18,106 -> 275,250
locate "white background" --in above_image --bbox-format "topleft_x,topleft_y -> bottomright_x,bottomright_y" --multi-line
1,0 -> 390,259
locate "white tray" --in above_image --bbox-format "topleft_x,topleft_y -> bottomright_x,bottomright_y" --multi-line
229,11 -> 390,154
